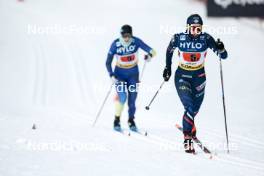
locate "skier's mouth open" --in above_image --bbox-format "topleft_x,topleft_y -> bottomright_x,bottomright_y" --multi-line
189,25 -> 202,37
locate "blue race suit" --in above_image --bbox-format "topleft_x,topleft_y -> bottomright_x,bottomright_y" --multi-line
166,32 -> 228,135
106,36 -> 154,119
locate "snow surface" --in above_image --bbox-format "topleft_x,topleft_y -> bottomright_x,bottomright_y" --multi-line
0,0 -> 264,175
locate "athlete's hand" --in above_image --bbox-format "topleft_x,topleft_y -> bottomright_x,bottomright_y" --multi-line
163,66 -> 171,82
144,54 -> 152,62
216,39 -> 225,51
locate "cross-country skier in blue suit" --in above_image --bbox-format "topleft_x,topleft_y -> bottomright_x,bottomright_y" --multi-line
163,14 -> 228,153
106,25 -> 156,131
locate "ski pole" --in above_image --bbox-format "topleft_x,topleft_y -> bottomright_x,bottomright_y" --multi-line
139,60 -> 147,82
219,58 -> 230,153
145,81 -> 165,110
92,83 -> 113,127
140,54 -> 151,82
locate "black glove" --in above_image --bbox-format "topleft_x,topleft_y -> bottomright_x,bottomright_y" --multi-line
144,54 -> 152,62
163,66 -> 171,82
216,39 -> 225,51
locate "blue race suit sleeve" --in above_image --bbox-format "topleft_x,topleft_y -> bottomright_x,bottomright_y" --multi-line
106,41 -> 116,77
166,34 -> 179,67
206,33 -> 228,59
136,37 -> 153,54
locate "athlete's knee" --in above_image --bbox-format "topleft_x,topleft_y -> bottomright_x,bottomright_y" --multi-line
117,93 -> 127,104
192,106 -> 200,115
128,100 -> 136,109
192,97 -> 204,114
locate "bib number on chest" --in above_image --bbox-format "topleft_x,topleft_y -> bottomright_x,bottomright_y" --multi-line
120,55 -> 135,62
183,53 -> 201,62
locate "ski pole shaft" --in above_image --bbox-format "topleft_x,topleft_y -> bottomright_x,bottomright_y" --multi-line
139,60 -> 147,82
92,83 -> 113,127
145,81 -> 165,110
219,58 -> 230,153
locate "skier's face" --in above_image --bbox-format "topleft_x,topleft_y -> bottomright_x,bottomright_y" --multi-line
122,33 -> 132,43
189,24 -> 202,37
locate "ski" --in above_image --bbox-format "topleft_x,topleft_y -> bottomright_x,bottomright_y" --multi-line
175,123 -> 213,158
128,129 -> 148,136
114,128 -> 148,137
114,129 -> 124,133
114,129 -> 132,137
113,126 -> 127,134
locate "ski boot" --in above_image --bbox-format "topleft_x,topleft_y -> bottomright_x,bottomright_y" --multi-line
128,118 -> 137,132
183,134 -> 195,154
113,116 -> 121,131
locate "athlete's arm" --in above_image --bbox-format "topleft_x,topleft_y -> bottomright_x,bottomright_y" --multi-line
166,34 -> 179,67
106,41 -> 116,77
136,37 -> 156,57
206,33 -> 228,59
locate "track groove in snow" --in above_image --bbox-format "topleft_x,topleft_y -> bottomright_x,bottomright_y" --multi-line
0,0 -> 264,175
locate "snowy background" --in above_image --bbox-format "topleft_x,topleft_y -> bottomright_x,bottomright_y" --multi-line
0,0 -> 264,175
